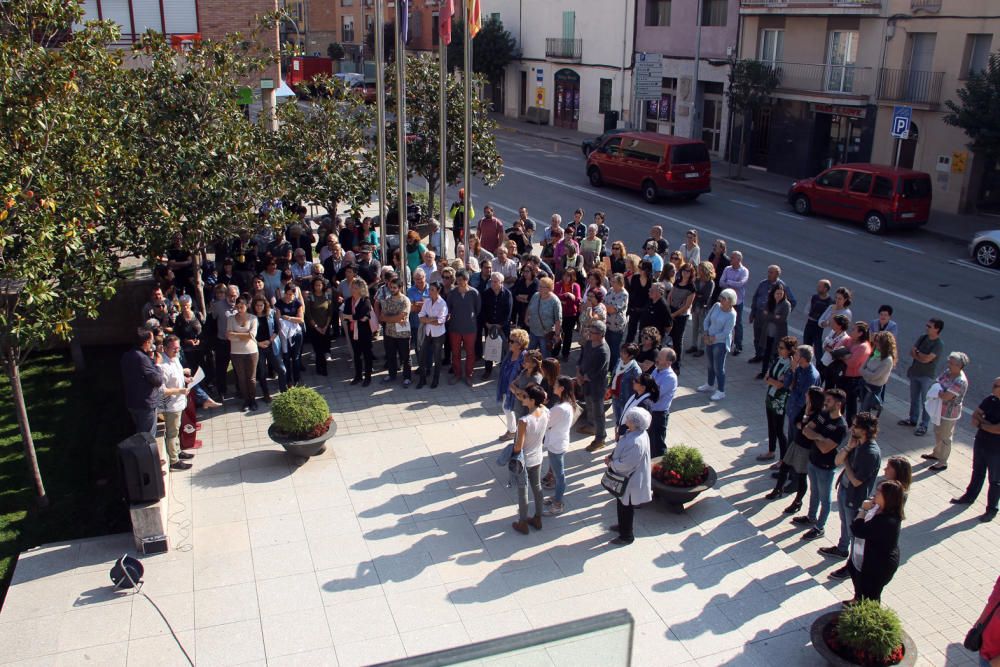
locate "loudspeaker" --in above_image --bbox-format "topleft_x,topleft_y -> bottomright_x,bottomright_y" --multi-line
110,554 -> 144,589
118,433 -> 165,503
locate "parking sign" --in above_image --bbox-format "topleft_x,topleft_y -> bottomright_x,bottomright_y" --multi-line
891,106 -> 912,140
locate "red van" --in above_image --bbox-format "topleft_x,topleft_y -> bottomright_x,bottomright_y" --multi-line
787,163 -> 932,234
586,132 -> 712,203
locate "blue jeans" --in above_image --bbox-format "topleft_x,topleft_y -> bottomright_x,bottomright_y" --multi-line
732,302 -> 744,351
859,382 -> 886,414
528,332 -> 551,358
707,343 -> 728,391
807,463 -> 836,530
836,483 -> 853,551
908,374 -> 934,428
548,451 -> 566,503
606,329 -> 624,373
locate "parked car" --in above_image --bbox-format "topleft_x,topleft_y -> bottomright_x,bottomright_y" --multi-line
581,127 -> 629,157
970,230 -> 1000,268
787,163 -> 932,235
586,132 -> 712,203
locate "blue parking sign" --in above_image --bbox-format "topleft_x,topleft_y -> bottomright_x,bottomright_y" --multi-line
891,106 -> 912,139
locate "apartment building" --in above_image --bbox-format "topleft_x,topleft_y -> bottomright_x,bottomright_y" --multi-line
303,0 -> 376,62
635,0 -> 739,156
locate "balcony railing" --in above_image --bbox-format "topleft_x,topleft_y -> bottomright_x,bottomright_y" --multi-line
769,61 -> 874,96
876,67 -> 944,107
545,38 -> 582,61
741,0 -> 881,12
910,0 -> 942,11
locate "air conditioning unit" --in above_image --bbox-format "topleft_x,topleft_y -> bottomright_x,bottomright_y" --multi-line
726,44 -> 735,57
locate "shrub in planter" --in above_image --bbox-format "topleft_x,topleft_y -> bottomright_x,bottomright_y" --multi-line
653,445 -> 709,487
827,599 -> 906,666
270,386 -> 332,439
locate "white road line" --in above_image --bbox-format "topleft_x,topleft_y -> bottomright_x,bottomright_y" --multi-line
730,199 -> 759,208
884,241 -> 925,254
825,224 -> 859,235
502,162 -> 1000,335
702,193 -> 717,198
776,212 -> 806,221
948,258 -> 999,276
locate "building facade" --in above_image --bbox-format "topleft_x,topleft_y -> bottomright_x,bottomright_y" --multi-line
635,0 -> 739,156
484,0 -> 636,135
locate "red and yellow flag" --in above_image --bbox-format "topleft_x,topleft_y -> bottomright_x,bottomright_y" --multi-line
439,0 -> 455,45
468,0 -> 481,38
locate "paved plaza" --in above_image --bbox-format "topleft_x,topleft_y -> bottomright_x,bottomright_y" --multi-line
0,339 -> 995,666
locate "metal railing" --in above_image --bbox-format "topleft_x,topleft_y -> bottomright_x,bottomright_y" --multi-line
545,38 -> 582,60
769,61 -> 874,96
876,67 -> 944,106
910,0 -> 942,11
741,0 -> 880,7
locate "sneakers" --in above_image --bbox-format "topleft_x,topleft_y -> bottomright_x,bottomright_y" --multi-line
543,501 -> 565,516
710,391 -> 726,401
696,384 -> 713,392
819,546 -> 849,559
801,527 -> 825,540
829,566 -> 851,580
791,515 -> 815,526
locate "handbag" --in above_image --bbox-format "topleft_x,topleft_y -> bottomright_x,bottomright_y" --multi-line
484,328 -> 504,364
601,466 -> 630,499
964,600 -> 1000,652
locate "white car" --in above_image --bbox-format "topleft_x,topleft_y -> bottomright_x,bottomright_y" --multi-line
970,230 -> 1000,269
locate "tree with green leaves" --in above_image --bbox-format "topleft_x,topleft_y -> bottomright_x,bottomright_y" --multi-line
726,58 -> 779,179
447,17 -> 517,85
273,77 -> 377,217
1,0 -> 133,505
945,52 -> 1000,162
327,42 -> 346,61
385,54 -> 504,220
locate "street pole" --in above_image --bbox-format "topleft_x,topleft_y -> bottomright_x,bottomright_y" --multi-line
691,0 -> 703,140
463,0 -> 474,251
439,35 -> 449,260
395,0 -> 409,285
375,0 -> 388,267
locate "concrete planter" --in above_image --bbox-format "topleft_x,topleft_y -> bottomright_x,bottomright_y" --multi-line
810,611 -> 917,667
267,420 -> 336,462
650,466 -> 717,513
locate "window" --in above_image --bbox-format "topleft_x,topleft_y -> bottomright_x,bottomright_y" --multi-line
645,0 -> 670,27
964,34 -> 993,78
826,31 -> 859,93
758,29 -> 784,65
848,172 -> 873,194
602,137 -> 623,155
432,13 -> 439,46
872,176 -> 894,199
645,77 -> 677,134
622,138 -> 663,163
341,0 -> 353,5
599,78 -> 613,114
342,15 -> 355,43
701,0 -> 727,27
817,169 -> 848,189
490,12 -> 500,23
901,177 -> 932,198
671,143 -> 710,165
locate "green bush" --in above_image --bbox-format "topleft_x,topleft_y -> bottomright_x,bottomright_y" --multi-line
660,445 -> 706,485
271,386 -> 330,438
837,599 -> 904,661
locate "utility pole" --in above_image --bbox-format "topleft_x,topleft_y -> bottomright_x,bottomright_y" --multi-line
691,0 -> 703,139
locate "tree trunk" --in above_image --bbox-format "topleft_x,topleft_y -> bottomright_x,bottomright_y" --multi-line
192,243 -> 207,318
426,177 -> 438,224
5,350 -> 48,507
736,111 -> 748,180
70,336 -> 86,372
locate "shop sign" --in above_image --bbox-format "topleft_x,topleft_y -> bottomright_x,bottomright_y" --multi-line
812,103 -> 866,119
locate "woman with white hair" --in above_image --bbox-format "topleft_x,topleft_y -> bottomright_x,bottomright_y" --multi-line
581,224 -> 603,272
697,288 -> 738,401
923,351 -> 971,471
605,406 -> 653,545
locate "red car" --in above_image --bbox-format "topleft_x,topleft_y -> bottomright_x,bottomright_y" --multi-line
586,132 -> 711,203
787,163 -> 932,234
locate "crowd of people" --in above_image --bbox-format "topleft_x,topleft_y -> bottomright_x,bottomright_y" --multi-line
119,200 -> 998,604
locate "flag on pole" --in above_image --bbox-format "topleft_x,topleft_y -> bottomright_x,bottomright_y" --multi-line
467,0 -> 481,38
400,0 -> 410,44
439,0 -> 455,46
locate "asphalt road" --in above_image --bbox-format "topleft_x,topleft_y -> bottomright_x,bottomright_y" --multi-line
423,130 -> 1000,404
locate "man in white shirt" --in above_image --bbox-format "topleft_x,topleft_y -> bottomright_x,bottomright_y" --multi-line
417,282 -> 449,388
159,335 -> 194,470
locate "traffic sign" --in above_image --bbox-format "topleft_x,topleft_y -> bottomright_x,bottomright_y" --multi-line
635,52 -> 663,100
891,105 -> 911,139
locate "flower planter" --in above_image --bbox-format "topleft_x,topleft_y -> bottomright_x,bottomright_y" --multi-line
267,420 -> 337,462
650,466 -> 717,513
810,611 -> 917,667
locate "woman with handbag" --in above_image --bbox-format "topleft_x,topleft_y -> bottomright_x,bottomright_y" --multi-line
511,384 -> 550,535
845,479 -> 905,604
604,406 -> 653,546
758,335 -> 797,462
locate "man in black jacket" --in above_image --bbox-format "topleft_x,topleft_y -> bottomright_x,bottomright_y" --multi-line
478,272 -> 513,379
121,329 -> 163,436
577,321 -> 611,452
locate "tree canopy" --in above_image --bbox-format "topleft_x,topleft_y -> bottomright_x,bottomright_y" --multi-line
447,17 -> 517,83
945,52 -> 1000,159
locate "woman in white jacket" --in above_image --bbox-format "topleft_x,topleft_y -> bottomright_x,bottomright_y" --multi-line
605,407 -> 653,545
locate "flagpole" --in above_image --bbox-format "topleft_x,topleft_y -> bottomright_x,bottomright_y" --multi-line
375,0 -> 388,267
438,22 -> 449,260
462,0 -> 473,253
395,0 -> 408,286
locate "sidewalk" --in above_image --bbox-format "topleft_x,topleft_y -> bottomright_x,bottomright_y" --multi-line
493,114 -> 993,245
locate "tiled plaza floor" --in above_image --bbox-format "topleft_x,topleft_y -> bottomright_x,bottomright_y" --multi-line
0,337 -> 994,666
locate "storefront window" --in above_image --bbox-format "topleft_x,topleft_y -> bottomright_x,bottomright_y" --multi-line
645,78 -> 677,134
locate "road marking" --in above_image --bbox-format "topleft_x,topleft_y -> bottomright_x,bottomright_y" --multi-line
730,199 -> 759,208
948,258 -> 999,276
884,241 -> 925,254
777,212 -> 806,221
502,162 -> 1000,335
825,224 -> 859,236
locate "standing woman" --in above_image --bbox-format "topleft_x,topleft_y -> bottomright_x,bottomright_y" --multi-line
688,262 -> 716,358
305,277 -> 333,377
626,261 -> 653,344
846,480 -> 905,603
608,242 -> 628,275
604,274 -> 629,371
511,264 -> 538,328
540,358 -> 562,409
707,239 -> 729,302
227,296 -> 259,412
617,372 -> 659,441
611,344 -> 642,428
175,295 -> 205,378
497,329 -> 530,440
666,263 -> 696,373
275,285 -> 305,385
554,268 -> 582,361
581,224 -> 603,272
511,384 -> 550,535
768,385 -> 825,513
841,322 -> 873,425
679,230 -> 701,266
343,277 -> 375,386
405,230 -> 427,276
251,296 -> 286,401
605,407 -> 653,546
417,281 -> 449,389
860,331 -> 897,415
698,289 -> 738,401
579,290 -> 607,344
526,277 -> 563,358
757,283 -> 791,379
758,335 -> 797,462
543,376 -> 577,516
